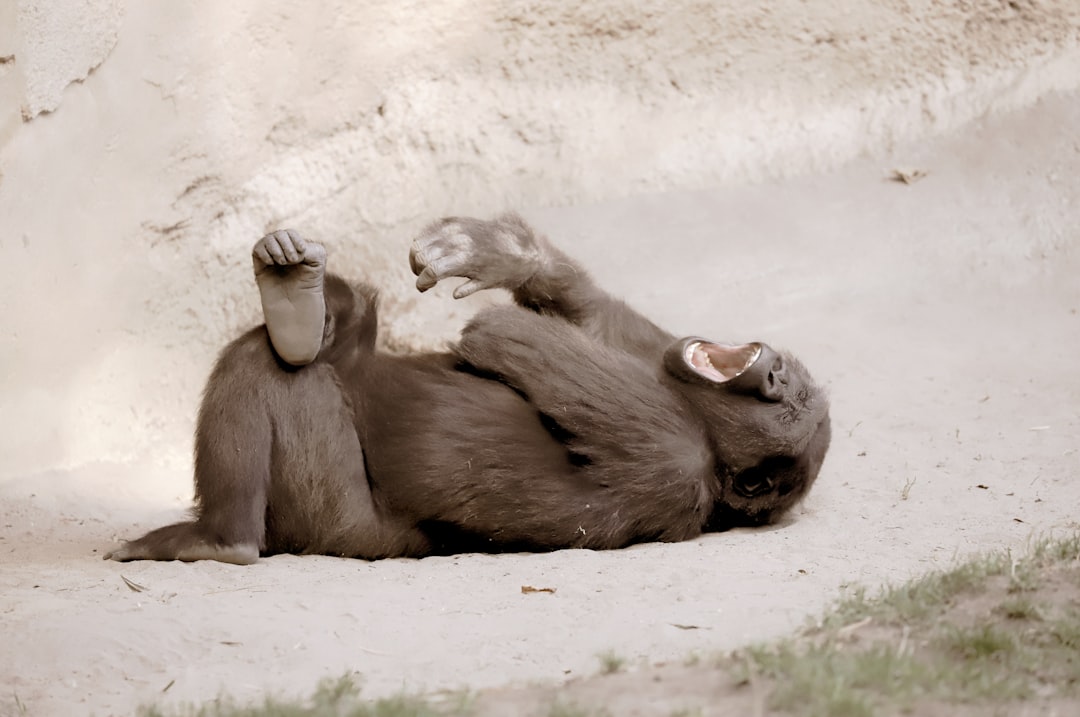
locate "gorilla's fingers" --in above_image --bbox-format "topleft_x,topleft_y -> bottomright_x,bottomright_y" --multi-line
300,241 -> 326,269
415,265 -> 440,292
253,242 -> 274,268
414,255 -> 471,293
453,279 -> 488,299
412,231 -> 465,268
408,243 -> 426,277
284,229 -> 307,256
271,230 -> 300,264
262,233 -> 288,264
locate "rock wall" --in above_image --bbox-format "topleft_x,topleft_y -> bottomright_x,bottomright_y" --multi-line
1,0 -> 1077,482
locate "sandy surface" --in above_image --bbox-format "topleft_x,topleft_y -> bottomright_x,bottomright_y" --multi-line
1,91 -> 1078,715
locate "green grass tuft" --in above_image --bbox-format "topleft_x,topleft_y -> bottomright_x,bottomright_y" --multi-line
826,552 -> 1012,628
938,624 -> 1017,660
139,676 -> 458,717
596,650 -> 626,675
547,701 -> 607,717
737,534 -> 1080,715
995,596 -> 1042,620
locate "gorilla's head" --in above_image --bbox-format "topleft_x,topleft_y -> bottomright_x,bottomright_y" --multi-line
663,338 -> 831,528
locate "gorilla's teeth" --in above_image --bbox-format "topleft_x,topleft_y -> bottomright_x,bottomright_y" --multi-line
684,341 -> 700,365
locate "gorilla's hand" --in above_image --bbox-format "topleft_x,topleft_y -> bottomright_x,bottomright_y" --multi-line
252,230 -> 327,366
409,214 -> 544,299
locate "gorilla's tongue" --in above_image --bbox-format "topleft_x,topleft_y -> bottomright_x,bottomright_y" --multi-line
687,341 -> 761,383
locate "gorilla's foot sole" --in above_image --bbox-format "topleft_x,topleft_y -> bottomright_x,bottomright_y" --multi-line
104,521 -> 260,565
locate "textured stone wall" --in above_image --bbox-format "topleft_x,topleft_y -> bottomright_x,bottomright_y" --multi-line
1,0 -> 1077,481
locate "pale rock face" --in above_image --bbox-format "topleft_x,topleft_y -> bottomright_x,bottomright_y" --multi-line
8,0 -> 124,120
0,0 -> 1078,480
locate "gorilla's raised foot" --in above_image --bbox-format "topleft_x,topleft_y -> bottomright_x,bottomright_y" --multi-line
104,521 -> 259,565
253,229 -> 328,367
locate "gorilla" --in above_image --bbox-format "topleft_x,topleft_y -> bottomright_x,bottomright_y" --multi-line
106,213 -> 830,564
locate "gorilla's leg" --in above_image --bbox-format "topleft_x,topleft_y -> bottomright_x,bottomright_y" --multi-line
103,328 -> 274,565
410,214 -> 675,361
108,234 -> 421,563
105,330 -> 378,564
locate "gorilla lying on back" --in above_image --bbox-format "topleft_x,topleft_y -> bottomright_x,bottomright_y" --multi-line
107,214 -> 831,564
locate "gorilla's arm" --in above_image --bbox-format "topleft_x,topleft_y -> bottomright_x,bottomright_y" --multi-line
455,305 -> 714,510
411,214 -> 675,362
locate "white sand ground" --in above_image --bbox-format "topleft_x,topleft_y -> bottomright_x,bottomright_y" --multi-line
1,91 -> 1078,715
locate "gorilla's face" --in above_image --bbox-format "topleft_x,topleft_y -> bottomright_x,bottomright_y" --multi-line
663,338 -> 831,527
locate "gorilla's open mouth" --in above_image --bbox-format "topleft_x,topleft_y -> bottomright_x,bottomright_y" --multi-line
684,341 -> 761,383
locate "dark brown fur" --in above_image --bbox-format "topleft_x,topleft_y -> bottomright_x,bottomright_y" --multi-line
108,215 -> 830,563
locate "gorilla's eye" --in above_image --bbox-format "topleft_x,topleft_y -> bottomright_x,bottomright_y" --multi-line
732,455 -> 798,499
733,472 -> 775,498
